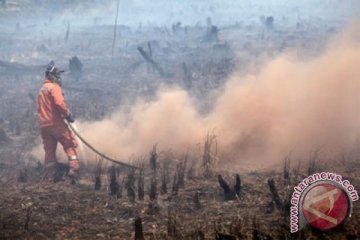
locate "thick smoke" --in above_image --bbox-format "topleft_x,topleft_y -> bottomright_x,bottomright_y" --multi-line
30,23 -> 360,169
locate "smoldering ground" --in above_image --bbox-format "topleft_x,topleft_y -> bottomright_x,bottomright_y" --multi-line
30,22 -> 360,169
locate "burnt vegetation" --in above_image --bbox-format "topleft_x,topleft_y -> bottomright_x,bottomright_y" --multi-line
0,1 -> 359,240
1,141 -> 359,239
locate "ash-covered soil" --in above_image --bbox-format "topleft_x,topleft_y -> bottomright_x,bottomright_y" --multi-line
0,153 -> 359,239
1,2 -> 360,239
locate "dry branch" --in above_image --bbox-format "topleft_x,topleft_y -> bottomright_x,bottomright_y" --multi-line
137,47 -> 173,78
111,0 -> 120,58
202,133 -> 217,178
64,22 -> 70,43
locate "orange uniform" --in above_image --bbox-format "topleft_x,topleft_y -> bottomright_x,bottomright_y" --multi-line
37,80 -> 79,171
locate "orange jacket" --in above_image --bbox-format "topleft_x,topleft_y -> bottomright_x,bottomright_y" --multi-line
37,80 -> 70,128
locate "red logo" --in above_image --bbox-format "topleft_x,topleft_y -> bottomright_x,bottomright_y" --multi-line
301,183 -> 350,230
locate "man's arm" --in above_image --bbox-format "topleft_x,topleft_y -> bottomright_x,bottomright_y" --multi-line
51,84 -> 70,118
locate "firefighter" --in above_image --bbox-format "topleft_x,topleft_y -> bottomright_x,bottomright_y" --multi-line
37,61 -> 80,182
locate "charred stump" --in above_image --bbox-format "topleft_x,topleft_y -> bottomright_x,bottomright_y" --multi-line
265,16 -> 274,30
234,174 -> 241,197
182,62 -> 192,89
171,172 -> 179,195
69,56 -> 83,81
109,166 -> 119,196
137,167 -> 145,200
194,191 -> 201,210
218,174 -> 235,200
204,25 -> 219,42
18,168 -> 28,183
126,169 -> 136,203
167,210 -> 178,237
177,155 -> 187,188
94,176 -> 101,191
134,217 -> 144,240
149,145 -> 157,172
283,156 -> 291,185
160,160 -> 170,194
267,179 -> 283,210
218,174 -> 241,200
94,157 -> 104,190
252,216 -> 273,240
215,232 -> 237,240
149,174 -> 157,201
24,207 -> 31,231
0,128 -> 10,145
161,170 -> 168,194
195,230 -> 205,240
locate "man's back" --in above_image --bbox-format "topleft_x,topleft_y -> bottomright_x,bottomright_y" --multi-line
37,80 -> 69,128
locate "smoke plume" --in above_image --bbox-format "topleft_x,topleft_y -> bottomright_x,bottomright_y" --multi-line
31,23 -> 360,169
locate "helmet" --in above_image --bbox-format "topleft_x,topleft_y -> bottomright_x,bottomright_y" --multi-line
45,61 -> 65,86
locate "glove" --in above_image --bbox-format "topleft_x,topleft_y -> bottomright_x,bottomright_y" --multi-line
66,113 -> 75,123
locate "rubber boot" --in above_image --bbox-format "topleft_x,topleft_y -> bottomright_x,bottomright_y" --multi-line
53,163 -> 69,183
43,162 -> 56,182
68,158 -> 80,185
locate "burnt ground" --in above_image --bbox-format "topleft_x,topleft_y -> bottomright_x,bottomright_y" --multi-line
1,2 -> 360,239
0,157 -> 359,240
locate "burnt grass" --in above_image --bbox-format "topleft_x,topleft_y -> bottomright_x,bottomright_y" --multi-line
0,156 -> 359,239
0,4 -> 360,239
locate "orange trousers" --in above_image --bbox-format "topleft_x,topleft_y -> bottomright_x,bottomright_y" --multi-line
40,123 -> 79,170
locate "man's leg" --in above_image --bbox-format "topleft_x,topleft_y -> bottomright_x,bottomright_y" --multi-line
41,127 -> 58,181
56,124 -> 80,177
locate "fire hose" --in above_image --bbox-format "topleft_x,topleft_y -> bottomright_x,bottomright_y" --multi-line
66,121 -> 137,169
